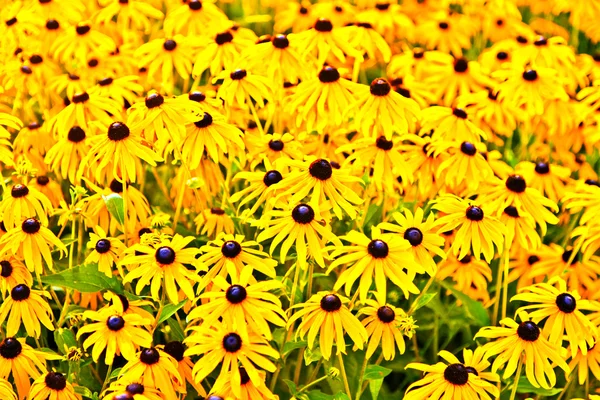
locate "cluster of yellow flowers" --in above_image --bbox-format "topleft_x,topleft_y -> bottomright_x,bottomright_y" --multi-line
1,0 -> 600,399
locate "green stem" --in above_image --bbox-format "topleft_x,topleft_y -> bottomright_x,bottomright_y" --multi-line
293,348 -> 304,385
101,362 -> 113,392
355,352 -> 369,400
337,353 -> 352,399
501,246 -> 510,321
306,261 -> 314,299
307,359 -> 323,385
509,357 -> 523,400
408,275 -> 435,315
492,257 -> 503,326
297,373 -> 329,394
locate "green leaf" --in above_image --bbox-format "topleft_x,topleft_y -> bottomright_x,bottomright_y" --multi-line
283,379 -> 299,396
157,299 -> 187,325
167,318 -> 185,342
109,367 -> 122,380
304,347 -> 322,366
54,328 -> 77,354
411,292 -> 437,312
333,394 -> 350,400
74,387 -> 93,398
42,264 -> 124,294
282,340 -> 307,356
439,281 -> 490,326
306,391 -> 334,400
363,365 -> 392,381
102,193 -> 125,225
516,376 -> 562,396
369,378 -> 384,400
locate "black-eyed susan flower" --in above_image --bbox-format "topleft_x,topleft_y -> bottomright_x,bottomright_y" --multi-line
0,113 -> 21,167
127,91 -> 203,151
378,208 -> 446,275
416,13 -> 474,56
44,126 -> 90,182
288,292 -> 368,360
500,205 -> 541,250
512,278 -> 597,357
289,18 -> 362,67
433,195 -> 506,262
437,255 -> 493,303
475,313 -> 570,389
189,272 -> 286,340
457,89 -> 519,139
404,350 -> 499,400
0,183 -> 53,229
0,284 -> 54,337
179,111 -> 244,166
346,78 -> 419,139
424,55 -> 494,107
271,157 -> 363,219
247,133 -> 303,169
184,323 -> 278,396
134,36 -> 195,91
461,346 -> 500,386
210,367 -> 276,400
90,76 -> 144,109
77,307 -> 153,365
79,121 -> 162,184
493,66 -> 568,117
0,218 -> 67,273
0,379 -> 15,400
356,2 -> 414,42
198,233 -> 278,285
0,337 -> 51,398
193,25 -> 256,75
0,257 -> 32,296
164,0 -> 228,36
116,347 -> 181,400
49,91 -> 122,135
121,234 -> 201,304
29,372 -> 79,400
568,339 -> 600,386
241,34 -> 309,88
194,208 -> 235,238
336,135 -> 412,191
433,140 -> 494,191
102,381 -> 164,400
85,226 -> 126,277
285,66 -> 360,132
328,227 -> 422,301
29,176 -> 63,208
421,106 -> 487,144
516,160 -> 571,203
51,21 -> 115,65
162,340 -> 206,397
255,203 -> 341,269
229,166 -> 284,216
479,174 -> 559,235
95,0 -> 163,33
358,298 -> 415,360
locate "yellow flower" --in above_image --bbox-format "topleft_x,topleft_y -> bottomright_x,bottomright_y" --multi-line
121,234 -> 201,304
512,277 -> 597,357
184,322 -> 278,397
255,203 -> 341,269
328,227 -> 422,301
0,183 -> 53,229
188,270 -> 286,340
358,298 -> 414,360
288,292 -> 368,360
28,372 -> 80,400
433,195 -> 506,262
77,307 -> 153,365
0,284 -> 54,338
85,226 -> 126,278
475,313 -> 570,389
405,350 -> 499,400
0,218 -> 67,274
